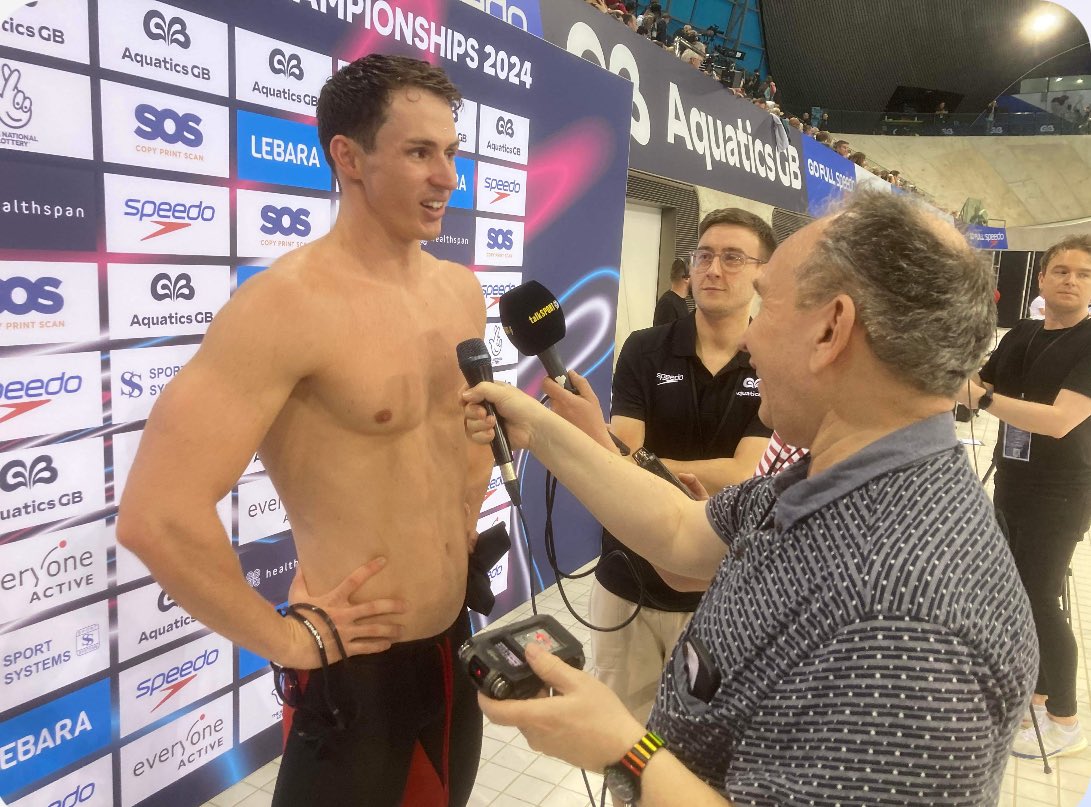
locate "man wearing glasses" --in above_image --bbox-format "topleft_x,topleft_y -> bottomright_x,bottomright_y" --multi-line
587,208 -> 774,724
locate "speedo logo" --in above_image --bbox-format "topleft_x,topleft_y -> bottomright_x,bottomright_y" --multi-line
135,647 -> 220,712
0,371 -> 81,425
483,176 -> 521,204
656,372 -> 683,385
123,197 -> 216,240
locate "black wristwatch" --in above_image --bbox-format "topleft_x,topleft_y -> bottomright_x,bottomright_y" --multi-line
978,389 -> 994,410
604,731 -> 665,804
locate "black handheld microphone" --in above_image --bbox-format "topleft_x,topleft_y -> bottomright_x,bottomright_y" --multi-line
456,338 -> 521,506
498,280 -> 575,393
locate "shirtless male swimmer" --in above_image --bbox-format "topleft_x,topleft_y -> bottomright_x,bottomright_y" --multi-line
117,55 -> 492,807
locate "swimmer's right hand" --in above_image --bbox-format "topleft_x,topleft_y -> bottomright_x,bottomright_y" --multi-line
282,557 -> 407,668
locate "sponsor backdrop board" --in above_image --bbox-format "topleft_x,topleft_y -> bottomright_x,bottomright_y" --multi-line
0,0 -> 630,804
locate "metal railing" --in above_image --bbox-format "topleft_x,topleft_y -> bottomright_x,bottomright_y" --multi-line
813,109 -> 1090,137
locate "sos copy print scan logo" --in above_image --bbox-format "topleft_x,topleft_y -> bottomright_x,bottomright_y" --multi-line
0,58 -> 93,159
0,352 -> 102,442
107,263 -> 229,340
97,0 -> 228,96
99,80 -> 230,177
109,343 -> 199,425
103,174 -> 229,256
0,600 -> 110,715
474,217 -> 523,266
0,521 -> 110,618
0,0 -> 92,64
0,263 -> 99,347
0,439 -> 106,533
233,28 -> 327,117
236,189 -> 331,259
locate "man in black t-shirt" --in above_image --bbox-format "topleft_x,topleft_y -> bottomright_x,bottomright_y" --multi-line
960,235 -> 1091,760
592,209 -> 774,722
652,258 -> 692,327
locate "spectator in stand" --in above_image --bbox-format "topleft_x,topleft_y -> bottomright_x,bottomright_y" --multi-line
585,0 -> 609,11
819,111 -> 831,131
677,25 -> 706,57
763,76 -> 777,104
801,111 -> 811,127
814,130 -> 831,145
833,140 -> 852,158
985,99 -> 998,132
851,152 -> 867,167
935,100 -> 949,124
789,117 -> 803,131
622,12 -> 638,30
640,3 -> 668,43
653,258 -> 692,327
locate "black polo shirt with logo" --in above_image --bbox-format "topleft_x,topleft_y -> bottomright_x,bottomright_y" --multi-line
597,313 -> 772,611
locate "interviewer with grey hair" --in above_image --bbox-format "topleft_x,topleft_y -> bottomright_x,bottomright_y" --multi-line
462,191 -> 1035,806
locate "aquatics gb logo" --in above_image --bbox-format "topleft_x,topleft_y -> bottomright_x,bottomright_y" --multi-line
1,455 -> 58,491
142,9 -> 190,49
268,49 -> 304,80
150,272 -> 195,302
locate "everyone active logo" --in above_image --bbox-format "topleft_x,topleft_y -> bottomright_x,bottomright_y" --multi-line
142,9 -> 190,48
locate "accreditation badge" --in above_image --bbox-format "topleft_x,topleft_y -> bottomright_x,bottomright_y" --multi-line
1002,423 -> 1032,462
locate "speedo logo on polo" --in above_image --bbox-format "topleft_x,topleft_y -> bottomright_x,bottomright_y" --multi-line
119,634 -> 232,737
236,110 -> 330,191
656,372 -> 683,386
104,174 -> 229,256
233,28 -> 326,117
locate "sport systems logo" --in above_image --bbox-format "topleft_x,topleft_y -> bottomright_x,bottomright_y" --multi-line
109,343 -> 199,425
97,0 -> 228,96
104,174 -> 230,256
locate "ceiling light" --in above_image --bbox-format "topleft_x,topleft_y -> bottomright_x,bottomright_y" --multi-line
1025,8 -> 1062,36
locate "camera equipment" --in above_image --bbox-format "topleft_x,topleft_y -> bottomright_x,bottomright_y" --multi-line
459,614 -> 586,699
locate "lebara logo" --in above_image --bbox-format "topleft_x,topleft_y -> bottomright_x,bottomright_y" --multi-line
142,9 -> 190,49
236,110 -> 330,191
260,205 -> 310,237
134,104 -> 203,147
1,455 -> 57,491
0,678 -> 111,796
150,272 -> 195,302
0,63 -> 33,129
268,49 -> 304,80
